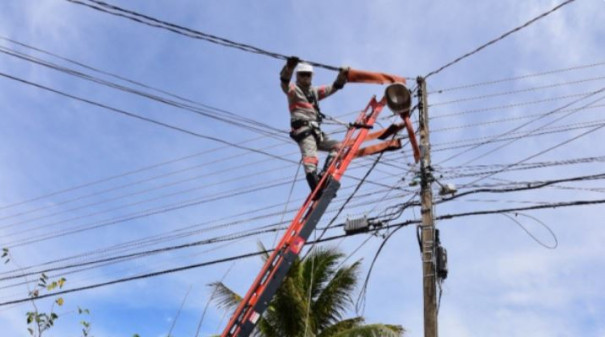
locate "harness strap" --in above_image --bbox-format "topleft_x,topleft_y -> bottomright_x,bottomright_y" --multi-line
289,127 -> 321,143
295,84 -> 323,123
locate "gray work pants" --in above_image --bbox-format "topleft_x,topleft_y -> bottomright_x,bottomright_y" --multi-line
297,129 -> 339,174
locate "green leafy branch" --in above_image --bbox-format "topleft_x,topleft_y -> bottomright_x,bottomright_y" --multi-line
26,273 -> 67,337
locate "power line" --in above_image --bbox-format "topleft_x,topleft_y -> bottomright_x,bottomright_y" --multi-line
0,157 -> 403,244
0,162 -> 293,230
432,118 -> 605,153
429,75 -> 605,107
1,178 -> 296,248
0,184 -> 412,285
429,60 -> 605,94
435,155 -> 605,179
0,228 -> 359,306
0,185 -> 410,280
0,144 -> 402,225
0,173 -> 596,291
3,196 -> 603,307
0,149 -> 285,221
430,93 -> 603,120
0,175 -> 406,248
435,87 -> 605,164
465,124 -> 605,186
440,173 -> 605,203
431,104 -> 604,133
425,0 -> 578,78
0,46 -> 287,140
66,0 -> 342,71
307,150 -> 387,256
436,198 -> 605,220
0,71 -> 297,164
0,35 -> 284,134
0,136 -> 271,211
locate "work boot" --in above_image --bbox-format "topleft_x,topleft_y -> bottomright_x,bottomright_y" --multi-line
321,154 -> 335,176
306,172 -> 320,191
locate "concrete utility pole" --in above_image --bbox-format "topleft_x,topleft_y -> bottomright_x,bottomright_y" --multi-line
417,76 -> 438,337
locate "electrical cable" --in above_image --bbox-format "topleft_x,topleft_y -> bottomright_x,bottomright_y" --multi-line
435,87 -> 605,164
0,184 -> 411,279
195,262 -> 235,337
355,224 -> 406,314
0,231 -> 354,307
464,125 -> 605,186
1,178 -> 297,248
166,285 -> 192,337
0,162 -> 294,230
304,150 -> 386,259
432,119 -> 605,153
0,71 -> 297,164
429,60 -> 605,94
431,104 -> 604,133
66,0 -> 342,71
436,155 -> 605,180
430,75 -> 605,107
0,132 -> 278,211
273,161 -> 302,247
425,0 -> 578,78
0,37 -> 283,136
2,196 -> 603,306
430,91 -> 603,120
435,173 -> 605,205
0,46 -> 288,140
0,159 -> 403,247
500,213 -> 558,249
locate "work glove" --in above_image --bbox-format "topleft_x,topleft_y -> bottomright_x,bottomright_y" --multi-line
333,66 -> 349,89
281,56 -> 299,83
286,56 -> 300,68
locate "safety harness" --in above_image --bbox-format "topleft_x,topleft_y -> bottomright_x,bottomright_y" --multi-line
289,85 -> 326,143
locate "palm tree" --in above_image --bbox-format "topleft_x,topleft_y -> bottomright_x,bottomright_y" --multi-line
210,246 -> 404,337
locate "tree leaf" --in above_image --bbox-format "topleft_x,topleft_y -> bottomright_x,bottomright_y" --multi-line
58,277 -> 66,288
55,297 -> 64,306
47,281 -> 58,291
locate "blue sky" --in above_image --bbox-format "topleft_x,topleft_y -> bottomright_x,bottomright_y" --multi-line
0,0 -> 604,336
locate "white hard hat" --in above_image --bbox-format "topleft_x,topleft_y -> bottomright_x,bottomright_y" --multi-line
296,63 -> 314,73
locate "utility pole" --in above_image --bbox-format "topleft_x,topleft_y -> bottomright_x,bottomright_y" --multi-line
417,76 -> 438,337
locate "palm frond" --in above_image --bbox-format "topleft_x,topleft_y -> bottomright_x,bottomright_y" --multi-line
207,281 -> 242,312
256,241 -> 271,262
265,260 -> 309,336
312,260 -> 361,330
209,247 -> 405,337
318,317 -> 364,337
302,247 -> 344,301
330,324 -> 405,337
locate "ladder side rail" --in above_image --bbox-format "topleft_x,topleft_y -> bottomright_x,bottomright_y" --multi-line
221,122 -> 365,336
221,110 -> 368,336
221,96 -> 384,337
232,179 -> 341,336
331,98 -> 386,181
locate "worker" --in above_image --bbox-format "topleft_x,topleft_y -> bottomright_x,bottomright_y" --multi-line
280,57 -> 349,192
